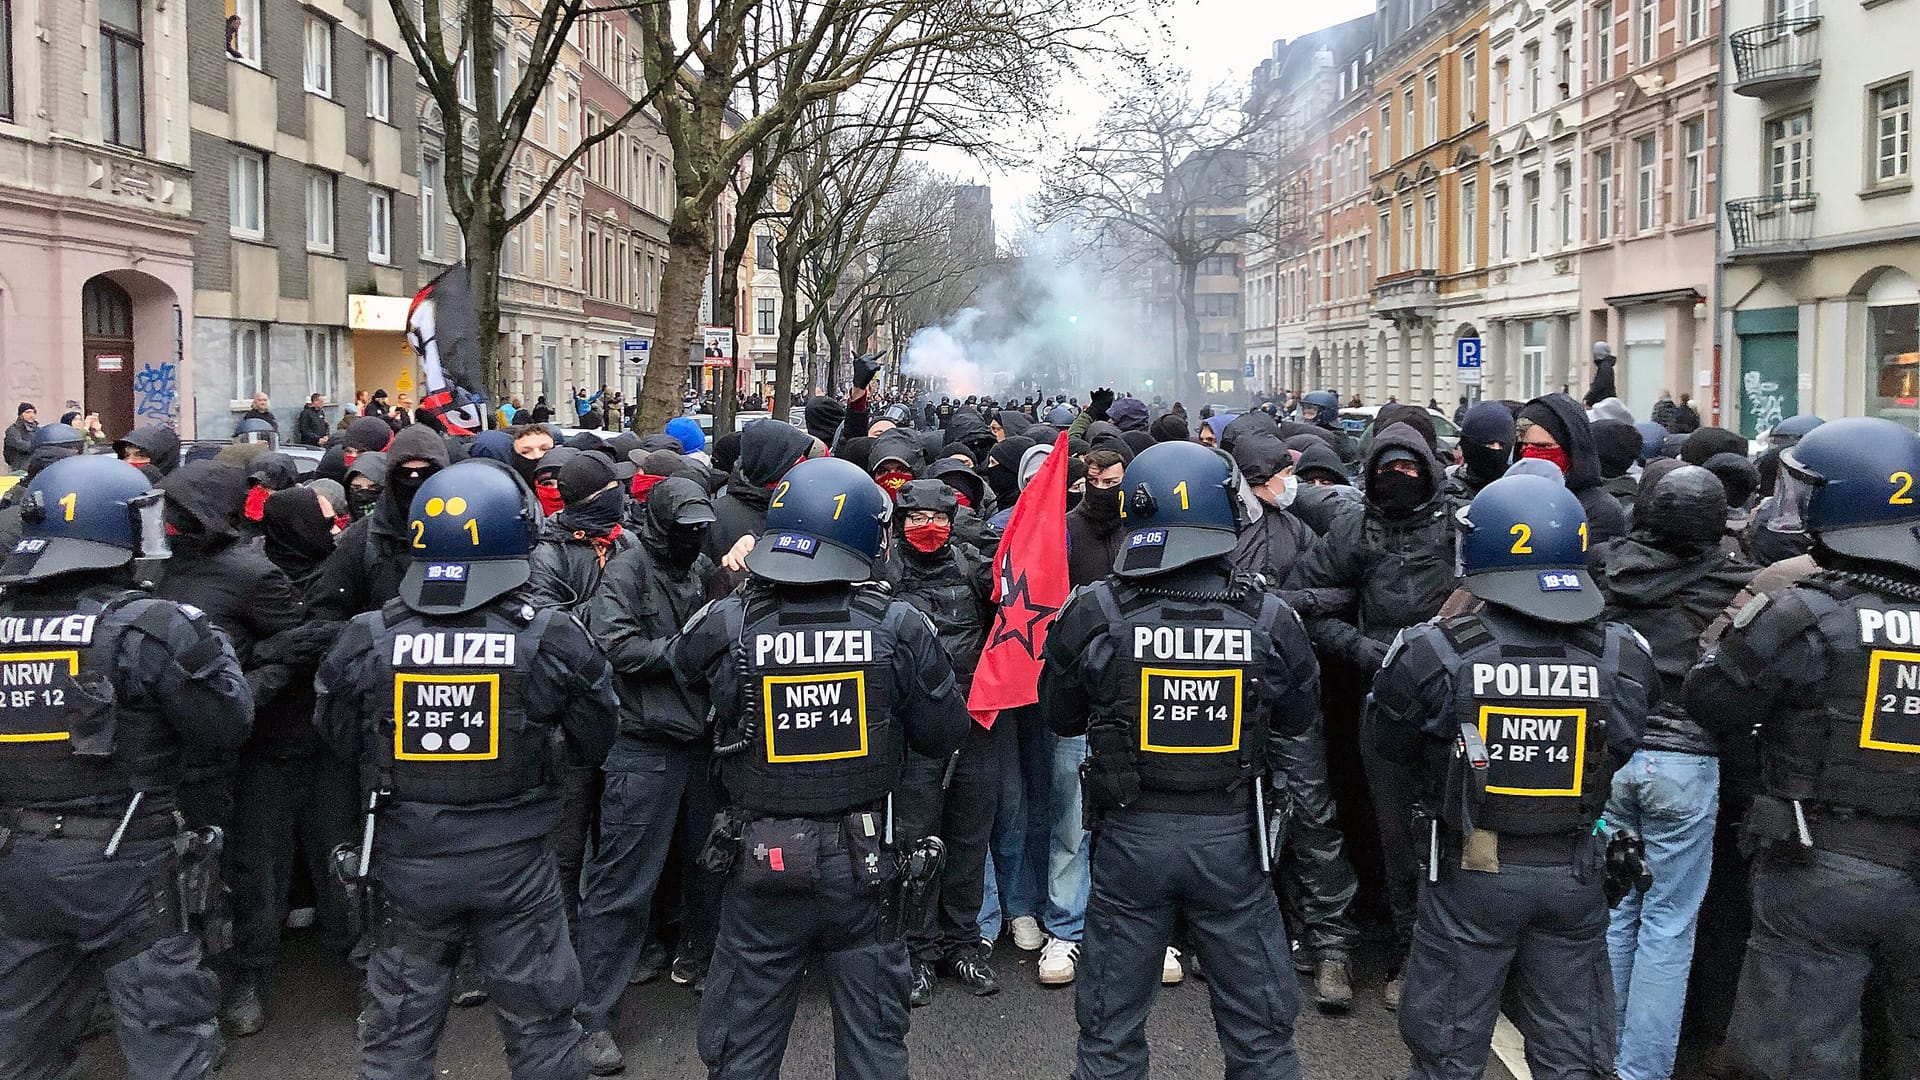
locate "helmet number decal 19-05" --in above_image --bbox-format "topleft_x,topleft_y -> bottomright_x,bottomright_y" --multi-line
1861,650 -> 1920,754
1891,471 -> 1914,506
0,650 -> 80,743
1139,668 -> 1242,754
1476,705 -> 1586,796
763,671 -> 868,762
393,673 -> 499,761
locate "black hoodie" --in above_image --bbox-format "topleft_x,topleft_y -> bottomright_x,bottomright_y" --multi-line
944,409 -> 996,464
115,424 -> 182,475
311,426 -> 450,619
584,477 -> 717,750
1518,392 -> 1628,547
1286,422 -> 1456,672
707,419 -> 813,565
152,462 -> 301,670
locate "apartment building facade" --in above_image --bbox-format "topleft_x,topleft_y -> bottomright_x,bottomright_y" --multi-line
0,0 -> 201,436
1720,0 -> 1917,435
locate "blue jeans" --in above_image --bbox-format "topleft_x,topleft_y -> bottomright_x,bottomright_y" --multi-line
979,703 -> 1049,941
1044,733 -> 1091,942
1606,750 -> 1719,1080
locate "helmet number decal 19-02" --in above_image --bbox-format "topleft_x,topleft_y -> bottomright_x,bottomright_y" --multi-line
763,671 -> 868,762
0,650 -> 80,743
1476,705 -> 1586,796
393,673 -> 500,761
1139,668 -> 1242,754
1860,650 -> 1920,754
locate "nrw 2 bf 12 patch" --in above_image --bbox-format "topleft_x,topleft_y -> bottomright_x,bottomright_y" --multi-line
0,650 -> 79,743
1139,668 -> 1242,754
393,673 -> 500,761
763,671 -> 868,762
1862,649 -> 1920,754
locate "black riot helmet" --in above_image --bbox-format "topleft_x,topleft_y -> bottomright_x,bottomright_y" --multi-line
744,457 -> 890,585
29,423 -> 85,452
1774,416 -> 1920,574
1115,441 -> 1242,578
1300,390 -> 1340,427
0,455 -> 169,583
398,460 -> 539,615
233,416 -> 279,449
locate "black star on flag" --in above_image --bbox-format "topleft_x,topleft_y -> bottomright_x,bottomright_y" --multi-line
988,570 -> 1058,658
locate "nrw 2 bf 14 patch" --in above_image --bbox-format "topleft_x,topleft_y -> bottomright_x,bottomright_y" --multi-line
393,673 -> 500,761
763,671 -> 868,762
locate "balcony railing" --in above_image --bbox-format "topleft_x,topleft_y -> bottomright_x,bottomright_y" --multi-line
1725,194 -> 1817,261
1374,269 -> 1438,322
1729,16 -> 1822,97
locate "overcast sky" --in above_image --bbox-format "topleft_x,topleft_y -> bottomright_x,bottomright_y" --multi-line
942,0 -> 1376,237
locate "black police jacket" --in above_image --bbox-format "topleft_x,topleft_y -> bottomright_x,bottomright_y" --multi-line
0,575 -> 253,817
583,524 -> 715,749
313,594 -> 617,855
1593,535 -> 1755,756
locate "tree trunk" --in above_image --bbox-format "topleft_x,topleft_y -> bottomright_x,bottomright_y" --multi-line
466,223 -> 506,406
773,237 -> 805,421
715,238 -> 749,437
1179,261 -> 1201,401
635,210 -> 715,433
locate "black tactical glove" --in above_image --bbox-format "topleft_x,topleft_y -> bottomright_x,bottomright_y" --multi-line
1604,830 -> 1653,908
1087,387 -> 1115,420
853,352 -> 885,391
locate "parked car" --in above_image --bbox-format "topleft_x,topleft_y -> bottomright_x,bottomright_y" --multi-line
1339,406 -> 1462,456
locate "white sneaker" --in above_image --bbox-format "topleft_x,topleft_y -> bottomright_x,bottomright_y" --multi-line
1010,915 -> 1045,952
1162,946 -> 1184,985
1037,937 -> 1079,986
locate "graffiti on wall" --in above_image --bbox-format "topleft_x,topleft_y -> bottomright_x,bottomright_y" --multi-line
1743,369 -> 1786,435
133,361 -> 178,423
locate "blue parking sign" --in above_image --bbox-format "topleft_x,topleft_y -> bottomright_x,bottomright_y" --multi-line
1456,337 -> 1483,385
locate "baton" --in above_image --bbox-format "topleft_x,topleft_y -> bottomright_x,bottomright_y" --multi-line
1253,784 -> 1272,874
103,790 -> 144,859
356,791 -> 379,879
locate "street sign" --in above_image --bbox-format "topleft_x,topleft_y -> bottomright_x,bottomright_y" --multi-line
1456,337 -> 1483,386
1243,361 -> 1256,378
621,337 -> 649,376
621,337 -> 649,354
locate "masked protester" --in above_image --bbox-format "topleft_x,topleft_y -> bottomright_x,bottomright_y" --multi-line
708,418 -> 815,571
1516,393 -> 1629,548
572,475 -> 724,1073
982,436 -> 1037,518
1286,421 -> 1457,1007
880,481 -> 1002,1007
343,452 -> 386,523
1446,401 -> 1519,505
525,451 -> 634,612
310,426 -> 448,620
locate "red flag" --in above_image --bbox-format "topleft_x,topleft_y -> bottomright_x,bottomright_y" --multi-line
967,432 -> 1071,729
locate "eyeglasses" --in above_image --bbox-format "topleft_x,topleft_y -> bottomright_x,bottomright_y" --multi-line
902,510 -> 947,527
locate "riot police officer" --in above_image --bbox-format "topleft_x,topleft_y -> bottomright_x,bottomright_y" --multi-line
0,454 -> 254,1079
1683,416 -> 1920,1080
1364,473 -> 1655,1080
669,456 -> 967,1080
1041,440 -> 1321,1080
1298,389 -> 1357,464
314,459 -> 617,1080
233,416 -> 279,449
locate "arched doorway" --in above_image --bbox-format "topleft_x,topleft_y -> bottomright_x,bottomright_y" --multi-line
82,276 -> 136,436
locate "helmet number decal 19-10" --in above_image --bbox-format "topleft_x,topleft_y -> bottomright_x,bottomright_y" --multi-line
0,650 -> 80,743
393,673 -> 500,761
1139,668 -> 1242,754
763,671 -> 868,762
1861,650 -> 1920,754
1476,705 -> 1586,796
1509,523 -> 1532,555
1891,471 -> 1914,506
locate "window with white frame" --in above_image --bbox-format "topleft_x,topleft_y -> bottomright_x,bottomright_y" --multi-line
1636,133 -> 1659,229
1685,0 -> 1706,41
1554,23 -> 1574,97
306,170 -> 335,253
456,47 -> 473,107
1461,178 -> 1478,266
233,323 -> 267,400
1681,119 -> 1706,220
1555,161 -> 1574,246
1872,80 -> 1911,186
1461,50 -> 1477,124
230,149 -> 265,239
303,327 -> 339,401
1423,72 -> 1438,142
1400,199 -> 1414,269
303,14 -> 332,97
1495,182 -> 1512,259
1525,41 -> 1541,113
420,152 -> 442,256
493,44 -> 508,115
1594,2 -> 1613,82
368,187 -> 392,264
1403,88 -> 1415,155
1378,208 -> 1392,269
366,48 -> 390,121
1422,190 -> 1438,267
1767,110 -> 1813,196
1494,60 -> 1510,126
1524,172 -> 1542,253
226,0 -> 262,66
1636,0 -> 1654,66
1593,147 -> 1614,239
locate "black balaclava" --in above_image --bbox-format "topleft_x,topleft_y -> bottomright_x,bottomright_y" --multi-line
983,436 -> 1035,508
261,486 -> 338,583
1369,448 -> 1430,516
556,452 -> 623,538
1458,400 -> 1517,483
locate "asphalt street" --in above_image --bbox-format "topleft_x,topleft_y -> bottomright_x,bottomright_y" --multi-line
80,929 -> 1518,1079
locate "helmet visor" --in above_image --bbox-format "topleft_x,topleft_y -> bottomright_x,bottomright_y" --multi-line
1769,465 -> 1813,535
132,491 -> 171,561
